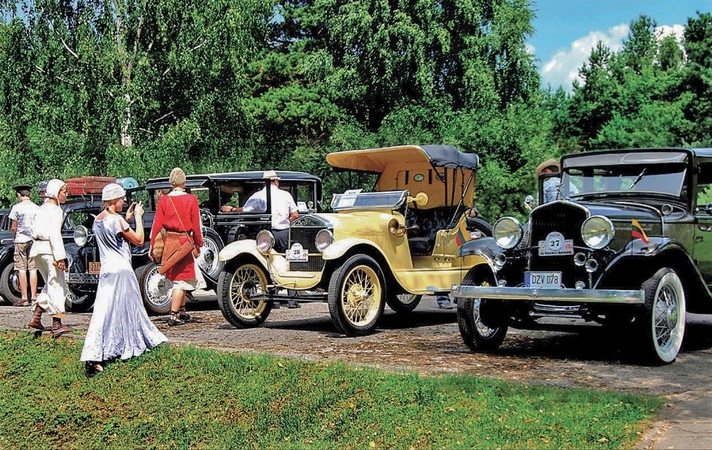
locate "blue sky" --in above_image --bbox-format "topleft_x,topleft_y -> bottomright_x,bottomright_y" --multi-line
528,0 -> 712,91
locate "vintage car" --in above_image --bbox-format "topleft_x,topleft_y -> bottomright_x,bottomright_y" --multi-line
217,145 -> 490,336
453,147 -> 712,364
136,171 -> 322,313
0,193 -> 131,310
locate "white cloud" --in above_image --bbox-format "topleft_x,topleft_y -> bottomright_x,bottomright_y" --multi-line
540,23 -> 689,92
656,24 -> 685,42
540,24 -> 629,92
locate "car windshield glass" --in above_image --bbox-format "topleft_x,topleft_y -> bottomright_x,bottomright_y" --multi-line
563,164 -> 687,198
331,190 -> 408,211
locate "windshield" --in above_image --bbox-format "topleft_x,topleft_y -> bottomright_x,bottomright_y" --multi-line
331,190 -> 408,211
562,164 -> 687,198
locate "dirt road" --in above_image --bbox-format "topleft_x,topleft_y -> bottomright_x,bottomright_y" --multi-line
2,293 -> 712,397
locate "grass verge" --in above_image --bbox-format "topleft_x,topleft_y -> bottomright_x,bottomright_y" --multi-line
0,331 -> 662,449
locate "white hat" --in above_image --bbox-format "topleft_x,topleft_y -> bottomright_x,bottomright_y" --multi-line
45,179 -> 65,200
102,183 -> 126,201
263,170 -> 280,180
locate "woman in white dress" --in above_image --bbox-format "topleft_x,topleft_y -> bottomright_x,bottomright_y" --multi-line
81,183 -> 167,376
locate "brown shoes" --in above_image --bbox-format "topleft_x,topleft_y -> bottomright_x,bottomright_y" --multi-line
28,307 -> 45,331
50,318 -> 72,339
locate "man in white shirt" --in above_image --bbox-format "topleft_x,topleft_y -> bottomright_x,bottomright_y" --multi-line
9,184 -> 40,306
28,179 -> 72,338
222,170 -> 298,252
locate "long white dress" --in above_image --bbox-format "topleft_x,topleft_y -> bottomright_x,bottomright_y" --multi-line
80,214 -> 167,362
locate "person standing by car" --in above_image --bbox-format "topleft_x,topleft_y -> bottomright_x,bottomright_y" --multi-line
535,159 -> 561,204
28,179 -> 72,338
9,184 -> 40,307
80,183 -> 167,376
221,170 -> 298,252
150,167 -> 204,326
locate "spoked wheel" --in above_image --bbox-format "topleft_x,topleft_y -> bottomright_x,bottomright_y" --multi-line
328,255 -> 386,336
456,269 -> 508,352
0,263 -> 22,305
217,262 -> 272,328
65,291 -> 95,312
386,293 -> 422,313
457,297 -> 508,352
196,228 -> 224,290
138,263 -> 173,315
639,268 -> 686,364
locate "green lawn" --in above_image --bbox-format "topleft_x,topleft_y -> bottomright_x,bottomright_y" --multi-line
0,332 -> 662,449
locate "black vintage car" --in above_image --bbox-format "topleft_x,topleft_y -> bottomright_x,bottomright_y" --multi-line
137,171 -> 322,313
453,147 -> 712,364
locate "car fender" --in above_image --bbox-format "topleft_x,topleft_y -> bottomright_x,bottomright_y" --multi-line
0,243 -> 14,265
597,237 -> 712,311
322,238 -> 387,261
458,237 -> 503,275
218,239 -> 268,267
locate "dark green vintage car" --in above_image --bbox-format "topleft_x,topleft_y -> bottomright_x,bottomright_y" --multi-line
454,147 -> 712,364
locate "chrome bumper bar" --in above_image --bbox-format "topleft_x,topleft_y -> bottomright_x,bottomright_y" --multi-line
452,286 -> 645,304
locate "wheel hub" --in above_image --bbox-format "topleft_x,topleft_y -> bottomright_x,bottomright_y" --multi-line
347,285 -> 366,308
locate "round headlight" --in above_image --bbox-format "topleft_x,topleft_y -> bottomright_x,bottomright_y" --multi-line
315,229 -> 334,253
492,217 -> 523,249
74,225 -> 88,247
581,216 -> 615,249
256,230 -> 274,254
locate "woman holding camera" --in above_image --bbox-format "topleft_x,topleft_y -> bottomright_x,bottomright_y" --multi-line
80,183 -> 167,376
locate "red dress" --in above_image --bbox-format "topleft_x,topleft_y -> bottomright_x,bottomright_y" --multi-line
150,192 -> 204,281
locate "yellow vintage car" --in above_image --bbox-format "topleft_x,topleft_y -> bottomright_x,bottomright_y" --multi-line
217,145 -> 490,336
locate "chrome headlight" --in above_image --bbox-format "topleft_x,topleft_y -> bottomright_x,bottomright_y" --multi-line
315,229 -> 334,253
256,230 -> 274,254
74,225 -> 89,247
581,216 -> 615,249
492,217 -> 523,249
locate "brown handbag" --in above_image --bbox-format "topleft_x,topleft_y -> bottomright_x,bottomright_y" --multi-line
151,227 -> 167,264
158,231 -> 196,275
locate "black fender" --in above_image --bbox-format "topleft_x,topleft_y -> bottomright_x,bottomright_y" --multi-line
596,237 -> 712,313
457,237 -> 504,286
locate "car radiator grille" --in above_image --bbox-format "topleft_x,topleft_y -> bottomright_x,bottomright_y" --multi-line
528,203 -> 588,286
288,226 -> 325,272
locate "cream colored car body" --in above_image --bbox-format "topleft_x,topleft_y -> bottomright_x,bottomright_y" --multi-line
216,144 -> 488,335
258,210 -> 487,293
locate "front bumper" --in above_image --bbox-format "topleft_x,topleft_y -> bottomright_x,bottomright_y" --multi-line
452,286 -> 645,304
68,273 -> 99,284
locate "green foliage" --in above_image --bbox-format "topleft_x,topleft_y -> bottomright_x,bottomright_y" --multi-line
4,2 -> 712,218
0,332 -> 662,449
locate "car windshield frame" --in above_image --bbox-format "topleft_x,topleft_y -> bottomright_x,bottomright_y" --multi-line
562,163 -> 687,199
331,190 -> 408,211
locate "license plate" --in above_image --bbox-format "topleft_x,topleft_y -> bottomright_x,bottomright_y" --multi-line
286,243 -> 309,262
524,271 -> 561,288
88,262 -> 101,274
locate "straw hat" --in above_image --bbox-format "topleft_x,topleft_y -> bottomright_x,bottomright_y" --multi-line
263,170 -> 280,180
535,158 -> 561,178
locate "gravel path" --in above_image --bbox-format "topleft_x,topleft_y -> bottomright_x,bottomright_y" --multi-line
2,293 -> 712,397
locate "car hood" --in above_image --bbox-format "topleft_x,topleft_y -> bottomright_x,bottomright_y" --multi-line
577,200 -> 663,223
293,211 -> 398,237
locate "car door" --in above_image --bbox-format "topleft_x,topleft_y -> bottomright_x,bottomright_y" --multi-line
693,162 -> 712,285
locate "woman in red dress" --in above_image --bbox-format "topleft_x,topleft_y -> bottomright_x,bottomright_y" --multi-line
150,167 -> 204,326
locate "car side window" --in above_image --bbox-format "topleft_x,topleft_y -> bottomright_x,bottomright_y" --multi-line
697,163 -> 712,212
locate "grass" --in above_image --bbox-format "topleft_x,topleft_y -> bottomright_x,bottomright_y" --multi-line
0,331 -> 662,449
